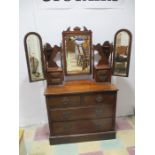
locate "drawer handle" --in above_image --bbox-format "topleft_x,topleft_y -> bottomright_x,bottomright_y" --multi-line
95,95 -> 103,103
62,111 -> 71,119
61,97 -> 70,106
95,122 -> 103,130
95,109 -> 103,117
63,124 -> 72,131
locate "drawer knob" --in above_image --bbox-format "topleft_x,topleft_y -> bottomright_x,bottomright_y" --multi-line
61,97 -> 70,106
62,111 -> 71,119
95,122 -> 103,130
63,124 -> 72,131
95,109 -> 103,117
96,95 -> 103,103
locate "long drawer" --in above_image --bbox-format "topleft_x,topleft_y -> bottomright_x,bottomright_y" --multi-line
51,118 -> 113,136
49,104 -> 114,122
47,92 -> 115,108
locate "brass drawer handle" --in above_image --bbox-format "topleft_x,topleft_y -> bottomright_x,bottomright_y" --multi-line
96,124 -> 102,130
95,122 -> 103,130
61,97 -> 70,106
95,95 -> 103,103
95,109 -> 103,117
63,124 -> 73,131
62,111 -> 71,119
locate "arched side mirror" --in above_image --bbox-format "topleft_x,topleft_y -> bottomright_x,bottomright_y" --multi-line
113,29 -> 132,77
24,32 -> 45,82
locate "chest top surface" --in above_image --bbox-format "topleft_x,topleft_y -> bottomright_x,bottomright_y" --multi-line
45,80 -> 118,95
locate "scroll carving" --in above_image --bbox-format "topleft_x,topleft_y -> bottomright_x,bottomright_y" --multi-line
93,41 -> 113,66
43,43 -> 61,68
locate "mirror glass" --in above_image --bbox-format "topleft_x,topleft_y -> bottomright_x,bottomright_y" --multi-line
113,30 -> 131,76
25,33 -> 44,82
64,35 -> 91,75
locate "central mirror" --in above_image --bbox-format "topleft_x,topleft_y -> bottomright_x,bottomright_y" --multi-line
63,27 -> 92,75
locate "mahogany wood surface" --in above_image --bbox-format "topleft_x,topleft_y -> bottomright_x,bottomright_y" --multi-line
51,118 -> 113,136
49,131 -> 116,144
93,41 -> 113,82
47,95 -> 81,108
49,104 -> 114,122
46,69 -> 63,85
45,80 -> 118,144
83,93 -> 115,105
45,80 -> 118,95
43,43 -> 64,85
94,67 -> 111,82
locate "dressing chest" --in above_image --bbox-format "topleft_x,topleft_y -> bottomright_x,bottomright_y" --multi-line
45,80 -> 118,144
24,27 -> 136,144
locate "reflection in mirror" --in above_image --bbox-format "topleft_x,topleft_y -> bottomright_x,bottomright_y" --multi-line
24,32 -> 44,82
94,50 -> 101,66
64,34 -> 91,75
113,29 -> 132,77
54,51 -> 61,68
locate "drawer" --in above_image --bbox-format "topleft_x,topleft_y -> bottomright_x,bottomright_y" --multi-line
83,93 -> 115,105
51,118 -> 113,135
47,95 -> 81,108
47,78 -> 63,85
49,72 -> 62,78
50,105 -> 114,122
96,70 -> 111,82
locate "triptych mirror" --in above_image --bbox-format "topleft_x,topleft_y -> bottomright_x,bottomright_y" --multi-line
24,28 -> 132,82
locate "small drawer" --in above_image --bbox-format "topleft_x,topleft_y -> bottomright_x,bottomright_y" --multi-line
51,118 -> 113,135
83,93 -> 115,105
97,70 -> 108,76
96,70 -> 109,82
49,72 -> 62,78
47,95 -> 81,108
50,105 -> 114,122
47,78 -> 63,85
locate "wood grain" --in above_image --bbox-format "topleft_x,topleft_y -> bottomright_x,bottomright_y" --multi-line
51,118 -> 113,135
45,80 -> 118,95
50,104 -> 114,122
45,80 -> 118,144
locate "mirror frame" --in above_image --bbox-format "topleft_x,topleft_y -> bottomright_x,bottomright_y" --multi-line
62,27 -> 92,76
112,29 -> 132,77
24,32 -> 45,82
